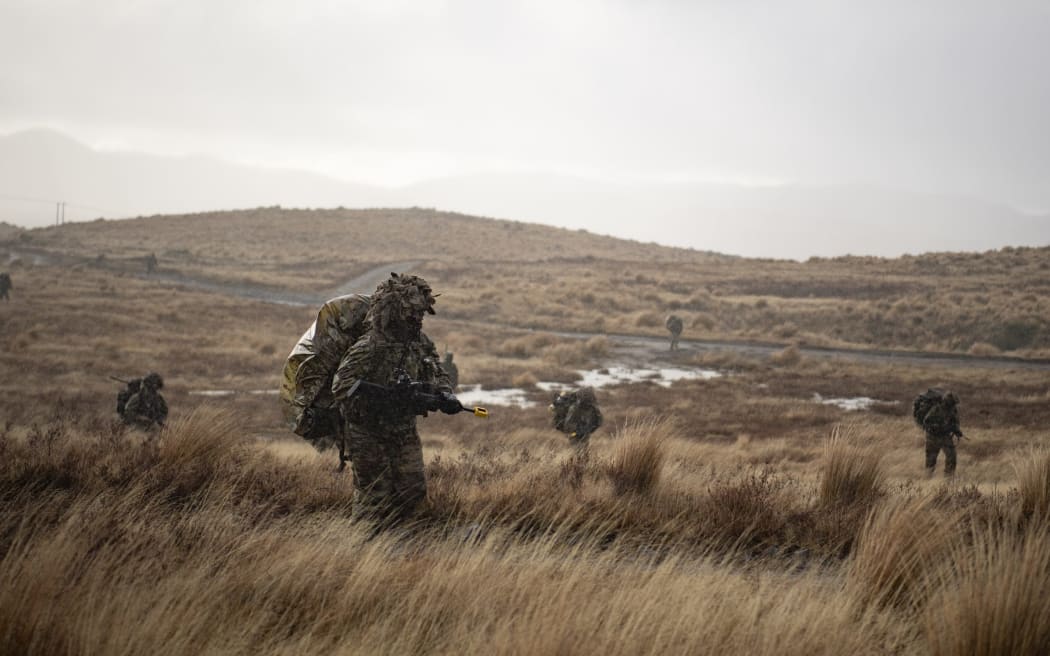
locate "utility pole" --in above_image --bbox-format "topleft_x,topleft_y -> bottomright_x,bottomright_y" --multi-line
61,201 -> 66,224
56,202 -> 60,226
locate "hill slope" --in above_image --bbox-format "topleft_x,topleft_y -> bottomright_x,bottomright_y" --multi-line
2,129 -> 1047,258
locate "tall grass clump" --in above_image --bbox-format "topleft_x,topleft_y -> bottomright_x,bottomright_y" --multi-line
923,526 -> 1050,656
847,495 -> 959,610
149,406 -> 244,499
1014,447 -> 1050,522
818,427 -> 883,507
606,418 -> 672,495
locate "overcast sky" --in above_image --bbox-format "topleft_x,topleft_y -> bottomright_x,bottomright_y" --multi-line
2,0 -> 1049,211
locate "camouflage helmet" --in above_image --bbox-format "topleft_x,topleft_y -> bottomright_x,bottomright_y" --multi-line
143,372 -> 164,390
367,273 -> 437,334
944,391 -> 958,406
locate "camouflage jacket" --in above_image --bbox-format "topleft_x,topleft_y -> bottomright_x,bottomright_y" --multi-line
124,389 -> 168,428
666,315 -> 683,335
331,331 -> 451,430
922,404 -> 961,439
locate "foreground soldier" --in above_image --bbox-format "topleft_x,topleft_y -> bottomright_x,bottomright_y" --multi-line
666,314 -> 683,351
332,274 -> 459,524
550,387 -> 603,450
123,372 -> 168,430
0,272 -> 12,301
913,388 -> 964,476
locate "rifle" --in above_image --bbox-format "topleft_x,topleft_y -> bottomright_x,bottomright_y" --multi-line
346,369 -> 488,418
109,375 -> 131,385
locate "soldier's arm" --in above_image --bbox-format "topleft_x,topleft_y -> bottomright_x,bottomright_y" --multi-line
331,338 -> 373,402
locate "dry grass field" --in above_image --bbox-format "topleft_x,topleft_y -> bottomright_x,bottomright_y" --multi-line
1,208 -> 1050,654
12,207 -> 1050,355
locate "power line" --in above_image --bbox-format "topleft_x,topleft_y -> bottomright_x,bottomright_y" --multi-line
0,192 -> 113,215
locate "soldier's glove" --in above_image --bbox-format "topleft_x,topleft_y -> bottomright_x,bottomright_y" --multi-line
437,391 -> 463,415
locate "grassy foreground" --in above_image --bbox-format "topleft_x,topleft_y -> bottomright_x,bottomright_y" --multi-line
2,408 -> 1049,655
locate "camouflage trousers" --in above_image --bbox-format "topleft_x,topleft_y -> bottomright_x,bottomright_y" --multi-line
669,334 -> 680,351
925,435 -> 957,476
345,422 -> 426,525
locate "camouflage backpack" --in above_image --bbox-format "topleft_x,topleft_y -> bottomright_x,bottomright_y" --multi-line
912,388 -> 950,428
280,294 -> 371,445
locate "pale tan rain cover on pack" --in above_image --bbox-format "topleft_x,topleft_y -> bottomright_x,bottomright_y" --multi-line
280,294 -> 371,434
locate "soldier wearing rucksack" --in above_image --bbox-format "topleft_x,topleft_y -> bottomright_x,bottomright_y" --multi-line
0,272 -> 12,301
913,388 -> 963,476
666,314 -> 683,351
123,372 -> 168,430
443,350 -> 459,390
550,387 -> 603,451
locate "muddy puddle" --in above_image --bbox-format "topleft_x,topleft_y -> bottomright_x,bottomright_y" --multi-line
812,393 -> 898,411
460,364 -> 722,408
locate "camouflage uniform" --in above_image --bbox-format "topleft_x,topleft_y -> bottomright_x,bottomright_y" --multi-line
123,372 -> 168,430
443,351 -> 459,390
116,378 -> 142,417
921,393 -> 962,476
331,274 -> 455,524
145,253 -> 158,275
666,314 -> 683,351
0,272 -> 11,301
550,387 -> 603,450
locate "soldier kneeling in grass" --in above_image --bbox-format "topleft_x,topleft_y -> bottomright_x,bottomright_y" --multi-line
550,387 -> 603,451
123,372 -> 168,430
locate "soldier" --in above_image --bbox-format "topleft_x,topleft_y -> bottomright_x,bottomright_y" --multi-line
0,272 -> 12,301
443,350 -> 459,390
913,388 -> 963,477
123,372 -> 168,430
666,314 -> 683,351
331,273 -> 459,525
550,387 -> 603,451
145,252 -> 158,275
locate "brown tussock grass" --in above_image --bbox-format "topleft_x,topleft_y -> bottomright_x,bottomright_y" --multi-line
922,525 -> 1050,656
606,417 -> 673,496
847,494 -> 960,610
1014,447 -> 1050,522
819,427 -> 884,507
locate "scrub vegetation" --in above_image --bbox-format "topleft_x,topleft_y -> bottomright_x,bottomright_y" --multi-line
1,208 -> 1049,654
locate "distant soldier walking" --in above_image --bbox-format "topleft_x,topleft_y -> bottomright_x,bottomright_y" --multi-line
666,314 -> 683,351
0,272 -> 12,301
123,372 -> 168,430
443,350 -> 459,390
913,388 -> 964,476
550,387 -> 603,451
145,253 -> 158,275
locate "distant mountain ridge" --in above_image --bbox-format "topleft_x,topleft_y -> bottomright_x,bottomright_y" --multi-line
1,129 -> 1047,258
